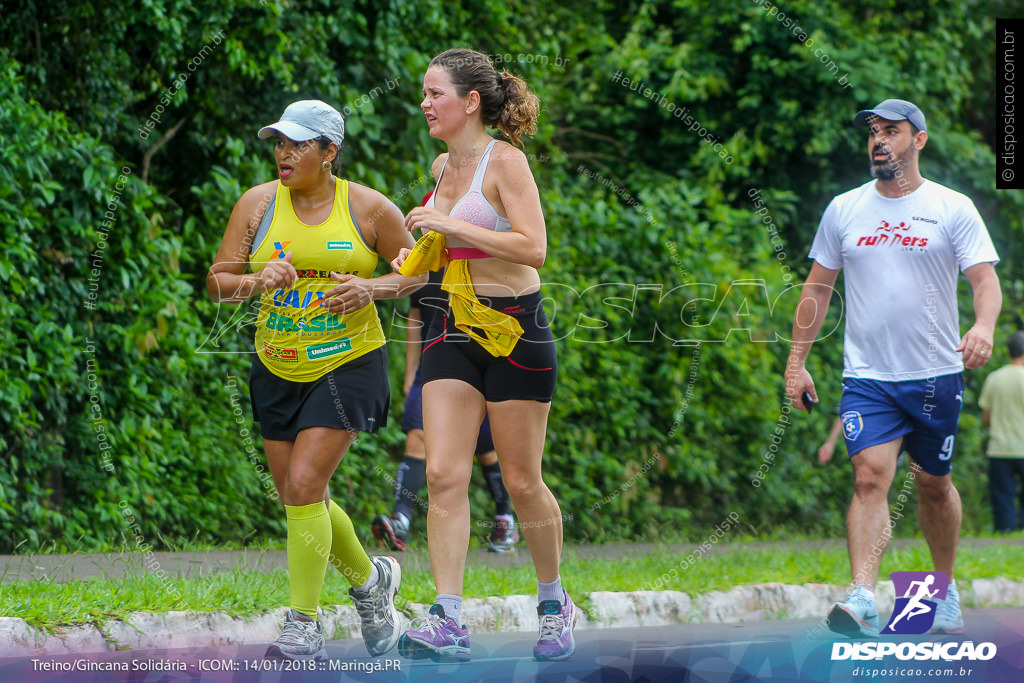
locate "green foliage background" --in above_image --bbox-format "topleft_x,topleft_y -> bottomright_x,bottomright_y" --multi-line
0,0 -> 1019,552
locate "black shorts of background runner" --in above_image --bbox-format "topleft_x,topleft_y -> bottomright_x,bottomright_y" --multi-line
402,366 -> 496,454
421,290 -> 557,403
250,346 -> 389,440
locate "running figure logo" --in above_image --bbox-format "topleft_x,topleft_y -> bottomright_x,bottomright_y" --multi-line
881,571 -> 949,634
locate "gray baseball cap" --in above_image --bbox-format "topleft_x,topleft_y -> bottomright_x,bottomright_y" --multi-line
853,99 -> 927,132
258,100 -> 345,147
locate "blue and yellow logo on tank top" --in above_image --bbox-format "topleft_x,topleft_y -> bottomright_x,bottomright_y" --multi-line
249,179 -> 384,382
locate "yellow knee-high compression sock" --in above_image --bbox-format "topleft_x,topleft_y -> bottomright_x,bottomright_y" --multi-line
327,499 -> 373,587
286,502 -> 332,618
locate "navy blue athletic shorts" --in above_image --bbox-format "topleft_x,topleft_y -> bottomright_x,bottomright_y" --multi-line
839,373 -> 964,476
402,366 -> 495,455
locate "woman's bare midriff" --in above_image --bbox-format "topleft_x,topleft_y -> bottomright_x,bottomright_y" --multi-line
465,257 -> 541,298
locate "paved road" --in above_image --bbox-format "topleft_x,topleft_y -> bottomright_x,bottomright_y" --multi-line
3,538 -> 1012,583
1,609 -> 1022,682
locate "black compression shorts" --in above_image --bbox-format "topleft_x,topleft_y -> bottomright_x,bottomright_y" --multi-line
420,290 -> 557,402
249,346 -> 389,440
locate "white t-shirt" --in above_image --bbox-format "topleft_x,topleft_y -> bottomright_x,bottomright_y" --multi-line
809,179 -> 998,381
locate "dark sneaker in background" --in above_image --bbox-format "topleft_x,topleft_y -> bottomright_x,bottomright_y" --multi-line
372,513 -> 409,551
488,514 -> 519,553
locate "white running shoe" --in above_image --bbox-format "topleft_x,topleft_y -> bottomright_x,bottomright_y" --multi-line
929,582 -> 964,634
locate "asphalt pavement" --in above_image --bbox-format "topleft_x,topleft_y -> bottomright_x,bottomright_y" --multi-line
2,610 -> 1023,682
3,539 -> 1024,682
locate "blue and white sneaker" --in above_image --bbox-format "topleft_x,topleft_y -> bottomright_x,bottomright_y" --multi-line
398,604 -> 470,662
827,586 -> 879,637
929,582 -> 964,633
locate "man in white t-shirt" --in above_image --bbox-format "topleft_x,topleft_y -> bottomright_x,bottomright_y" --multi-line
784,99 -> 1002,637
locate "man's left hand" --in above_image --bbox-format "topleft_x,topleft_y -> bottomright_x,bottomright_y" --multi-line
957,324 -> 995,369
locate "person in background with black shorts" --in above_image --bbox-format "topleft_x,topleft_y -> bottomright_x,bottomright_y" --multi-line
372,269 -> 519,553
207,100 -> 423,660
393,49 -> 577,662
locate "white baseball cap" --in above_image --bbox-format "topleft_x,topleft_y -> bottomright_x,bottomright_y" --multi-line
258,100 -> 345,146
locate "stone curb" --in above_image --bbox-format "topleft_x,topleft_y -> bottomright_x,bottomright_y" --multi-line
3,578 -> 1022,657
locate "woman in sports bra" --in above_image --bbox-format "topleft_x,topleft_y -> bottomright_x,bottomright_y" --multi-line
393,49 -> 577,663
207,100 -> 423,661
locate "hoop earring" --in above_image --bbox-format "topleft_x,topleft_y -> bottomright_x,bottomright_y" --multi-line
321,160 -> 332,172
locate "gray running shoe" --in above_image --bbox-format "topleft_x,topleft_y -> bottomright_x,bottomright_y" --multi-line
350,555 -> 403,656
265,609 -> 327,660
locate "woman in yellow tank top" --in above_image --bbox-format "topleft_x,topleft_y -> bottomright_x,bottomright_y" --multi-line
207,100 -> 423,661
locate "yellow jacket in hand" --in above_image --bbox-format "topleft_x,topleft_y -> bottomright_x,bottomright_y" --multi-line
441,259 -> 523,358
399,230 -> 449,276
399,231 -> 523,357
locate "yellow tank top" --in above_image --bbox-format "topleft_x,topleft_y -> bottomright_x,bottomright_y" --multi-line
249,180 -> 384,381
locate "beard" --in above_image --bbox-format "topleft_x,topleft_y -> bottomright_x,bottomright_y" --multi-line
870,161 -> 898,181
870,143 -> 915,181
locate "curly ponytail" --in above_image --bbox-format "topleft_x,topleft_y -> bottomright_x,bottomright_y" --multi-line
494,70 -> 539,147
429,49 -> 540,147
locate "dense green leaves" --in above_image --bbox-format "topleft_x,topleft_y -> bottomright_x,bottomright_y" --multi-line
0,0 -> 1018,551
